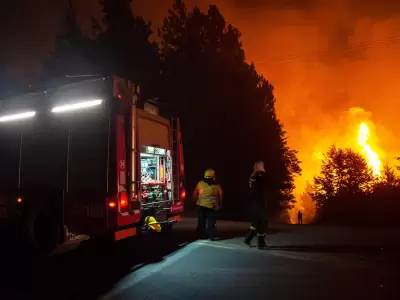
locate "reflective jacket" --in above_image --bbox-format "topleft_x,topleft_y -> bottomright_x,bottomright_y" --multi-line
193,180 -> 223,209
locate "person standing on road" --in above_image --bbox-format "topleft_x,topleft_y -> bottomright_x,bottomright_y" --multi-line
298,210 -> 303,225
193,169 -> 223,241
244,161 -> 267,248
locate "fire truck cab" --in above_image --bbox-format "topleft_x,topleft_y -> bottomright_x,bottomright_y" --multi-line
0,75 -> 185,255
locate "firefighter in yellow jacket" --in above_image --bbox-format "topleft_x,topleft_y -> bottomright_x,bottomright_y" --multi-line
193,169 -> 223,240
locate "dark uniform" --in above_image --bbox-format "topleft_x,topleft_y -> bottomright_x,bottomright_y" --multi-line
244,170 -> 267,248
298,210 -> 303,224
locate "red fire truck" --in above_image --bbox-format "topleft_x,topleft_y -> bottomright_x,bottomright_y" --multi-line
0,75 -> 185,255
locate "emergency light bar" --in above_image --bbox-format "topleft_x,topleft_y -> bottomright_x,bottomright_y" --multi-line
0,111 -> 36,122
51,99 -> 103,113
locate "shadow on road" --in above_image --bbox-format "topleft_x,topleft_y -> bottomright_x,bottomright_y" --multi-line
0,218 -> 255,299
0,228 -> 200,300
266,227 -> 292,235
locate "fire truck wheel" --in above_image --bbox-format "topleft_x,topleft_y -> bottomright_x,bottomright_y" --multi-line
161,223 -> 174,235
23,206 -> 60,255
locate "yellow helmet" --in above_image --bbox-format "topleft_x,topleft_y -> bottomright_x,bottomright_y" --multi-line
204,169 -> 215,179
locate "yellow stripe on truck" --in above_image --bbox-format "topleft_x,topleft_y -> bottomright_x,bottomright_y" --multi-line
114,227 -> 137,241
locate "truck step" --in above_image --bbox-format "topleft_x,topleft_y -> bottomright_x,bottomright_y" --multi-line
64,232 -> 90,245
50,233 -> 90,256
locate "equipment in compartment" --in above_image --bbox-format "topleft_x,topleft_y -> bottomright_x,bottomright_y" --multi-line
141,155 -> 161,183
140,147 -> 172,205
141,184 -> 165,203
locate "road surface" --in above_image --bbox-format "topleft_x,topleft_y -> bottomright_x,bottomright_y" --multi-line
1,218 -> 399,300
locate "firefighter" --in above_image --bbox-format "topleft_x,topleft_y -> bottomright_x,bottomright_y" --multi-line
298,210 -> 303,225
193,169 -> 223,240
244,161 -> 267,248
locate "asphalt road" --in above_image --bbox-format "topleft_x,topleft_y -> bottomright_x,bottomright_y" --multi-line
1,218 -> 400,300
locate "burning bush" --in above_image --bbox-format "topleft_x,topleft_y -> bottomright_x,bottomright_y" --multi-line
311,145 -> 400,226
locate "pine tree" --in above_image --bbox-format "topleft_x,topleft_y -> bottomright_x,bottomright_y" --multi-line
96,0 -> 159,97
41,1 -> 97,85
159,1 -> 301,217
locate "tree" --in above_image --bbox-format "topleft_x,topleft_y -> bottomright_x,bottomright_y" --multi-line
42,0 -> 159,97
158,1 -> 301,218
95,0 -> 159,97
372,164 -> 400,197
381,164 -> 399,187
312,145 -> 374,208
41,1 -> 98,84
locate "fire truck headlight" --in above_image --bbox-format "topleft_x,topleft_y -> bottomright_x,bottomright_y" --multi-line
51,99 -> 103,113
0,111 -> 36,122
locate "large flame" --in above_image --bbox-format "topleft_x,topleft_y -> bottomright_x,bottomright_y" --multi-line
357,122 -> 382,176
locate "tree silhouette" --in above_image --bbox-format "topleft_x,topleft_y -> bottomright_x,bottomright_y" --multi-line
312,145 -> 374,208
159,1 -> 301,218
41,1 -> 98,85
381,164 -> 399,186
372,164 -> 400,197
95,0 -> 159,97
42,0 -> 159,97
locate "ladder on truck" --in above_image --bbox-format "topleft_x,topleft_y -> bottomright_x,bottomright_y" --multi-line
171,117 -> 181,203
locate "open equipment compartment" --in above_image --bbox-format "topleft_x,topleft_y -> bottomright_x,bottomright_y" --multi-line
140,146 -> 173,207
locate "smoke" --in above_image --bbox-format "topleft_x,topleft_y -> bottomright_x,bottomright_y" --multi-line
243,1 -> 400,186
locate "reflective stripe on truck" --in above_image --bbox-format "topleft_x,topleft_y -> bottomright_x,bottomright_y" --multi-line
114,227 -> 137,241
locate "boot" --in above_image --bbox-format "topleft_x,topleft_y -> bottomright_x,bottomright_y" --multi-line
257,234 -> 266,249
244,230 -> 256,246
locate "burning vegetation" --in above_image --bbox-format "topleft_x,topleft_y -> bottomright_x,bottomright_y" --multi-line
290,107 -> 400,225
358,122 -> 382,177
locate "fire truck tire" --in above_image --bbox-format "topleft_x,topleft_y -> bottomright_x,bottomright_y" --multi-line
161,223 -> 174,234
23,206 -> 60,255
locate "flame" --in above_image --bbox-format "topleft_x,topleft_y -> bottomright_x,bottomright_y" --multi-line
357,122 -> 382,176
